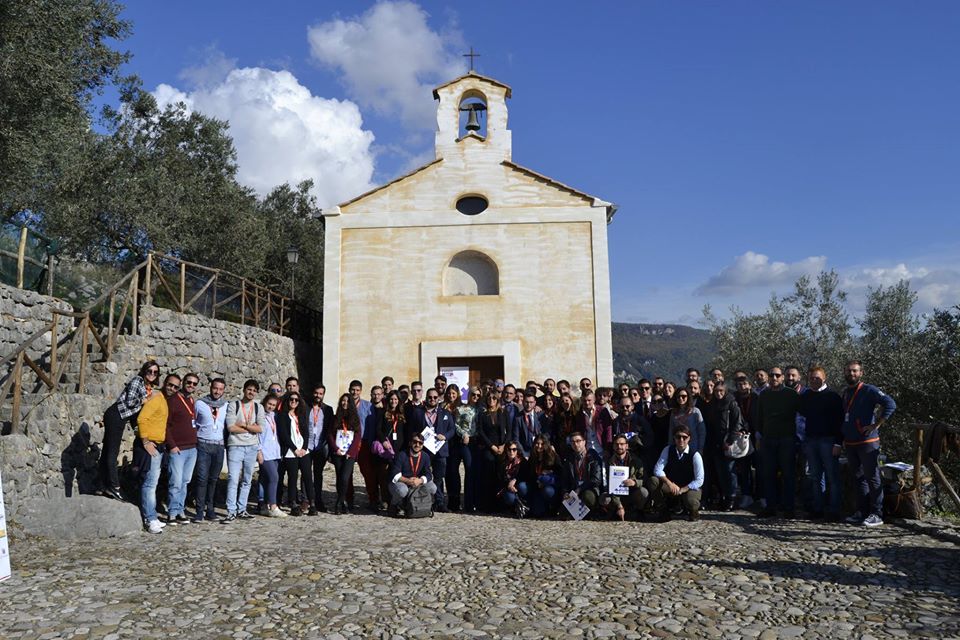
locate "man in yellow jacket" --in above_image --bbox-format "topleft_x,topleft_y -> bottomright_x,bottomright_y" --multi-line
139,374 -> 179,534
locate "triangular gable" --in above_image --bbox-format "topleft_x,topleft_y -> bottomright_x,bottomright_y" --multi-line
338,158 -> 442,209
433,72 -> 512,99
502,161 -> 616,220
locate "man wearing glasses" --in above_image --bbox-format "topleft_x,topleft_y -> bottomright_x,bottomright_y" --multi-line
387,434 -> 436,516
193,377 -> 228,522
164,372 -> 200,525
559,432 -> 604,513
647,425 -> 705,521
756,367 -> 801,518
409,389 -> 454,511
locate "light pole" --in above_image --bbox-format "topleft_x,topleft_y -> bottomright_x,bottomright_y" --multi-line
286,245 -> 299,299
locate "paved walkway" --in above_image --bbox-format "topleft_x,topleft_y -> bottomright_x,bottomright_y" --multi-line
1,492 -> 957,639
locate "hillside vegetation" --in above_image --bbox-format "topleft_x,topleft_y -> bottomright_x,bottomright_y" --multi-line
612,322 -> 716,384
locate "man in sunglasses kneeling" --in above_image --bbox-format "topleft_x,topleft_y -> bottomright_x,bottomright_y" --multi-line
646,424 -> 705,522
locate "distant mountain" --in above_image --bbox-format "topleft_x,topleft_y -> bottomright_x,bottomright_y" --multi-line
612,322 -> 717,385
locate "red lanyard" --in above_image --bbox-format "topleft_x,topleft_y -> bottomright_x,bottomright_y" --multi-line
176,394 -> 195,418
240,402 -> 254,425
391,416 -> 398,434
576,455 -> 586,481
845,383 -> 863,415
311,407 -> 320,427
410,453 -> 422,476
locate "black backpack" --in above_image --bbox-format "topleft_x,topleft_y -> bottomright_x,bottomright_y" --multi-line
404,484 -> 435,519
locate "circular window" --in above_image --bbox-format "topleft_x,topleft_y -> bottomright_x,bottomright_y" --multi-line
456,195 -> 488,216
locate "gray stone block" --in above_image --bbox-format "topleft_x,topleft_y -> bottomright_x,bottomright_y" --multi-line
16,495 -> 143,538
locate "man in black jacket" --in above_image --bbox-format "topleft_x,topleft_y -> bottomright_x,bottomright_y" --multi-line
560,432 -> 605,512
308,383 -> 335,513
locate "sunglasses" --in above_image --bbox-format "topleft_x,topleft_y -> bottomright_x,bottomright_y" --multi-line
288,397 -> 300,403
412,440 -> 424,445
675,435 -> 690,440
166,383 -> 180,390
269,388 -> 282,393
184,380 -> 198,387
146,369 -> 159,375
507,447 -> 518,451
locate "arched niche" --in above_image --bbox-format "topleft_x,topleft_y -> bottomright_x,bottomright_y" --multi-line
458,90 -> 488,139
443,250 -> 499,296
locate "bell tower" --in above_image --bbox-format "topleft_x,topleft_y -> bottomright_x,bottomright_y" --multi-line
433,71 -> 513,162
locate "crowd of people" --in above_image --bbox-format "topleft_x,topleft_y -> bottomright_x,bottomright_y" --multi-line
97,361 -> 896,534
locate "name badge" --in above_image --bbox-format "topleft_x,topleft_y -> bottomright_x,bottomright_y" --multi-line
844,413 -> 849,422
391,433 -> 397,441
192,420 -> 197,429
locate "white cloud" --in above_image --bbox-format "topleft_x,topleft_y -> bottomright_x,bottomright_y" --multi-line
154,65 -> 375,207
178,47 -> 237,89
842,263 -> 960,312
307,1 -> 466,129
694,251 -> 828,296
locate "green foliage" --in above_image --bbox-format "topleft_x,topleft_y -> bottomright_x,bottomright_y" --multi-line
704,275 -> 960,486
0,0 -> 131,215
612,323 -> 717,384
703,271 -> 855,381
1,5 -> 326,308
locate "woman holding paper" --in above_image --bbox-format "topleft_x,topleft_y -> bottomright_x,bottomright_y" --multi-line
329,393 -> 362,515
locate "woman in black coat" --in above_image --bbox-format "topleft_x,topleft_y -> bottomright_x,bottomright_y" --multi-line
476,394 -> 511,512
276,391 -> 315,516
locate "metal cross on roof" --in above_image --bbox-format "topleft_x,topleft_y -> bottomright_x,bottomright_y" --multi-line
463,47 -> 480,72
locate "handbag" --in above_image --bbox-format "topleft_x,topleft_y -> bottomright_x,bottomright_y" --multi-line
371,439 -> 395,461
884,488 -> 922,520
725,432 -> 753,459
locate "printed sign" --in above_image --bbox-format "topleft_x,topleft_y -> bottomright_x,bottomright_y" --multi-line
440,367 -> 471,402
0,468 -> 10,581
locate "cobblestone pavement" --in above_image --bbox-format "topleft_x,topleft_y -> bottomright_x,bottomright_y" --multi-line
1,473 -> 958,639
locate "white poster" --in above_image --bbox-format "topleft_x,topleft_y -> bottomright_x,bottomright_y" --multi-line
563,493 -> 590,521
420,426 -> 445,455
440,367 -> 471,402
608,465 -> 630,496
0,467 -> 10,582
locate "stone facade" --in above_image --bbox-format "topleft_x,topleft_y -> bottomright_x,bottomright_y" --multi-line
322,72 -> 616,395
0,281 -> 321,521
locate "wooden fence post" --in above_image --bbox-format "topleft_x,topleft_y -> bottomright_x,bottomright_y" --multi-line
78,316 -> 89,394
46,252 -> 55,296
179,261 -> 186,312
10,352 -> 24,434
16,226 -> 27,289
145,253 -> 153,306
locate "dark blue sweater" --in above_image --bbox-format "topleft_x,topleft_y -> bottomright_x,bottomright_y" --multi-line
799,387 -> 844,444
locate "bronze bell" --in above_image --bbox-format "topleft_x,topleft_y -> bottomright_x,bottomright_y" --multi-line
460,103 -> 486,132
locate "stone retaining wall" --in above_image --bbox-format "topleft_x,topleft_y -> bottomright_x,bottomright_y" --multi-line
0,280 -> 322,521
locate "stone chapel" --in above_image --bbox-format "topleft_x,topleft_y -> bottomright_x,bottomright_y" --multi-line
322,72 -> 616,394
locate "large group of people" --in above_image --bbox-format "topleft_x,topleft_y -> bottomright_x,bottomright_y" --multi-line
98,361 -> 896,534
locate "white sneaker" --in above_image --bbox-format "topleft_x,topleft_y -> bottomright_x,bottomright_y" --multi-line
268,506 -> 288,518
844,511 -> 864,525
146,520 -> 163,534
862,514 -> 884,527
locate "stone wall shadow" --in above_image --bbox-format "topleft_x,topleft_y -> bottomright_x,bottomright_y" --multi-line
60,421 -> 100,497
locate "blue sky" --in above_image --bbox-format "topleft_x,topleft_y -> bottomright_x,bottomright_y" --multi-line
117,1 -> 960,324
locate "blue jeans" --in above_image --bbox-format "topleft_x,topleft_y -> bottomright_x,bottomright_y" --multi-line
529,482 -> 557,517
140,447 -> 165,523
432,455 -> 448,508
167,447 -> 198,518
501,481 -> 529,509
707,450 -> 738,500
761,435 -> 796,511
804,437 -> 841,514
194,440 -> 224,518
259,458 -> 280,505
226,445 -> 259,515
847,443 -> 883,517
